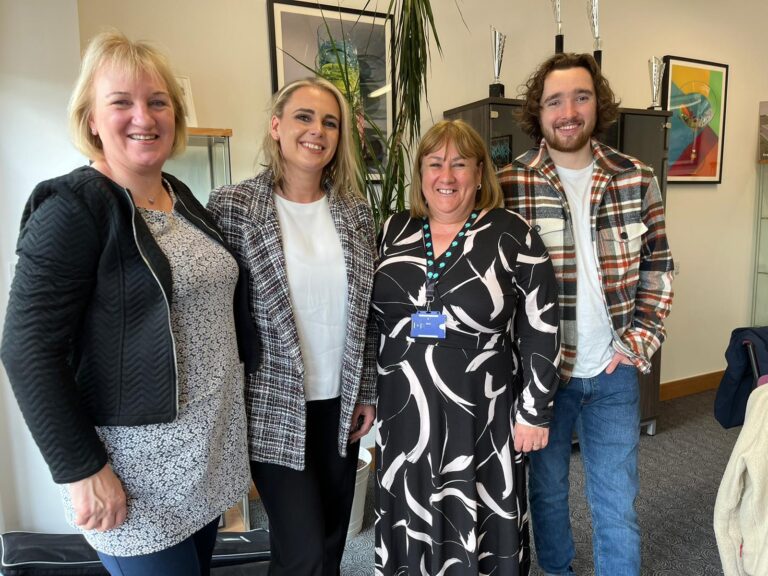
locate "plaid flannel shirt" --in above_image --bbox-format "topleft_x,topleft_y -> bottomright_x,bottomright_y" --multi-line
498,139 -> 674,381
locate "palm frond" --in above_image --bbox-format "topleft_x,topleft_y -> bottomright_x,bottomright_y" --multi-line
314,0 -> 441,230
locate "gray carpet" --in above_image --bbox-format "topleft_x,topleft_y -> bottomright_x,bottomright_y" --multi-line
542,389 -> 739,576
251,390 -> 738,575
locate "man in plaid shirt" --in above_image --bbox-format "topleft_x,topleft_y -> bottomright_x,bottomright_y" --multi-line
498,53 -> 674,576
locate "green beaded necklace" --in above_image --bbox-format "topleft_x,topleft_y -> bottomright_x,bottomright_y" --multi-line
422,210 -> 478,282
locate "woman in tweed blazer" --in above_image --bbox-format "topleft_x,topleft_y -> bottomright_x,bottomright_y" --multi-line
208,77 -> 377,576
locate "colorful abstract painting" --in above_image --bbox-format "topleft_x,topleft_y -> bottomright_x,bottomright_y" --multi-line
662,56 -> 728,183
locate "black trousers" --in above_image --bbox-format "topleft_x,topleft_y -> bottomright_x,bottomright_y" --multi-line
250,397 -> 359,576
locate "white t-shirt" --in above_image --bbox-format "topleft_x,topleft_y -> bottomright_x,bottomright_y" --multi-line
274,193 -> 348,400
556,162 -> 614,377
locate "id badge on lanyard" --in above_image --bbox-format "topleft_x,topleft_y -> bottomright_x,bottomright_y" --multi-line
410,278 -> 447,339
409,212 -> 475,340
411,310 -> 447,338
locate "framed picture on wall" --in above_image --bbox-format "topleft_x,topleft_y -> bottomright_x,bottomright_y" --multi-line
661,56 -> 728,184
175,75 -> 198,128
490,135 -> 513,171
759,102 -> 768,163
266,0 -> 393,174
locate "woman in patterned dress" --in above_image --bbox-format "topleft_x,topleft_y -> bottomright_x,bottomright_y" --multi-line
207,77 -> 377,576
0,32 -> 250,575
373,120 -> 561,575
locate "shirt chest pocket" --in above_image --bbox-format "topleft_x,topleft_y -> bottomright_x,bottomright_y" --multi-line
532,218 -> 566,243
596,221 -> 647,287
530,219 -> 566,268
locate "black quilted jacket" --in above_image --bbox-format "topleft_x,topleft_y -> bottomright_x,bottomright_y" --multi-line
0,166 -> 254,484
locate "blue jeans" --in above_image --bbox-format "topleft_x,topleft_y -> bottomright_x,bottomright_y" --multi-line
528,364 -> 641,576
97,517 -> 219,576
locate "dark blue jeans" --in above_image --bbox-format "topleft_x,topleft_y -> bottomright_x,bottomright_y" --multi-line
97,517 -> 219,576
528,364 -> 641,576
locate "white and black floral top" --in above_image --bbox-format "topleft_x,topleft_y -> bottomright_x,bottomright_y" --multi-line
61,196 -> 250,556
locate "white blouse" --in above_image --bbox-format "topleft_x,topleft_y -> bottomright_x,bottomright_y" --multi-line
274,193 -> 348,401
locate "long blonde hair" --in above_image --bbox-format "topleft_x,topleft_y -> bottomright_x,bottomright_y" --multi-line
262,77 -> 362,199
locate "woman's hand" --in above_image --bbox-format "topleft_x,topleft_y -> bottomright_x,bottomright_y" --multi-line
349,404 -> 375,443
514,422 -> 549,453
69,464 -> 127,532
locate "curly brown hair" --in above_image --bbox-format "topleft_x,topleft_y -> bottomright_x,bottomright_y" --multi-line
517,52 -> 620,142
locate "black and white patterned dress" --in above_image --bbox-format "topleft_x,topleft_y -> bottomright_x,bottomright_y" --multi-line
373,208 -> 560,575
61,195 -> 250,556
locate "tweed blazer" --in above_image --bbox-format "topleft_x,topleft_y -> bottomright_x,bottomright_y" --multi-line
208,169 -> 377,470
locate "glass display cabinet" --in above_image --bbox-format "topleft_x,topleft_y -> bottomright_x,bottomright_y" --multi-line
164,128 -> 232,205
166,127 -> 248,529
444,98 -> 671,435
752,162 -> 768,325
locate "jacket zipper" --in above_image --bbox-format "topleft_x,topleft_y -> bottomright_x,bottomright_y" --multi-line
174,194 -> 224,243
123,186 -> 179,415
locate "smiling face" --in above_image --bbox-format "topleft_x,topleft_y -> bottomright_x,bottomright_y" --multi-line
420,140 -> 482,224
270,85 -> 341,177
88,65 -> 175,178
539,66 -> 597,166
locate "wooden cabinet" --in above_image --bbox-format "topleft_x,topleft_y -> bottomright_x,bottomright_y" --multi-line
444,98 -> 671,435
603,108 -> 670,199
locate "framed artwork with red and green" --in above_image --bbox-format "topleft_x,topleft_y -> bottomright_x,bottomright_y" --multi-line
661,56 -> 728,184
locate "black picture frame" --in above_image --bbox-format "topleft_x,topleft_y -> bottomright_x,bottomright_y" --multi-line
661,55 -> 728,184
266,0 -> 394,175
490,135 -> 513,171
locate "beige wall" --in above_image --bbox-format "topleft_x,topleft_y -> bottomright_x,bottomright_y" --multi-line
78,0 -> 768,384
78,0 -> 274,186
428,4 -> 768,385
0,0 -> 84,532
429,1 -> 768,384
0,0 -> 762,533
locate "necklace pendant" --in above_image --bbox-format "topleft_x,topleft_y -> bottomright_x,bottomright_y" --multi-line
147,196 -> 156,204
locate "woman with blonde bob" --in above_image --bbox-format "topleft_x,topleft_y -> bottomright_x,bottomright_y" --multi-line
1,31 -> 250,575
373,119 -> 561,575
208,76 -> 377,576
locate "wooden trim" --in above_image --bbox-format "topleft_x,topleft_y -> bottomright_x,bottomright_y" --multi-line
660,370 -> 723,401
188,127 -> 232,137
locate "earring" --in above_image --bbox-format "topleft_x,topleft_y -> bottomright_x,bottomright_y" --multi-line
476,184 -> 482,191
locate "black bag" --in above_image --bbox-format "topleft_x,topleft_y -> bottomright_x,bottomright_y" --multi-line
715,327 -> 768,428
0,529 -> 270,575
